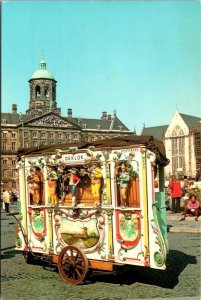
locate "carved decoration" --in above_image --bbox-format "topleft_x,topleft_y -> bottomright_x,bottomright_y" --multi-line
27,114 -> 73,128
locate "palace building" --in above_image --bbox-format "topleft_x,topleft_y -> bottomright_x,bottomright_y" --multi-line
1,57 -> 133,189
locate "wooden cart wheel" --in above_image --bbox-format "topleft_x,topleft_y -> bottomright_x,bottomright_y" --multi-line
58,245 -> 89,285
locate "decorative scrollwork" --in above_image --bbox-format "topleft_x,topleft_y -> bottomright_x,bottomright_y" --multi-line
97,243 -> 106,259
151,202 -> 166,267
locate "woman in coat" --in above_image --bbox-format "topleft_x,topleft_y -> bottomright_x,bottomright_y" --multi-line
169,175 -> 182,213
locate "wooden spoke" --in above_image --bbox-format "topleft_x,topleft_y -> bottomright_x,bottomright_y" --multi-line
70,248 -> 74,259
76,264 -> 84,270
75,268 -> 82,278
58,245 -> 88,285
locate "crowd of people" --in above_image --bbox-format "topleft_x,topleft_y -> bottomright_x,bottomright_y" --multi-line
166,171 -> 201,221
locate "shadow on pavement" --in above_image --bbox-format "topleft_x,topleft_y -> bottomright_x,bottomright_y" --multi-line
1,249 -> 19,260
87,250 -> 197,288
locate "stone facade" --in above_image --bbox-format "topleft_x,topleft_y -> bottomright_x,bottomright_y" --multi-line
164,111 -> 197,178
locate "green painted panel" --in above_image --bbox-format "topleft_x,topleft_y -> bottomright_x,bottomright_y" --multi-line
155,192 -> 168,243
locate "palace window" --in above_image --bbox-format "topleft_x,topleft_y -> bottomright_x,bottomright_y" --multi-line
3,169 -> 7,178
3,133 -> 7,138
66,134 -> 70,140
12,142 -> 16,151
25,142 -> 29,148
3,141 -> 7,150
12,169 -> 16,178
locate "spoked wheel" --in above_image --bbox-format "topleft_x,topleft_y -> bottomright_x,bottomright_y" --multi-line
58,245 -> 89,285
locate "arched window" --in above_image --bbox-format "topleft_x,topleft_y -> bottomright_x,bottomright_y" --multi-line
35,86 -> 41,97
45,87 -> 49,98
171,125 -> 185,174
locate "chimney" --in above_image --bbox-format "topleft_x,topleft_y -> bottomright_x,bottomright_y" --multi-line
113,110 -> 117,117
108,114 -> 112,120
101,111 -> 107,120
12,104 -> 17,114
67,108 -> 72,118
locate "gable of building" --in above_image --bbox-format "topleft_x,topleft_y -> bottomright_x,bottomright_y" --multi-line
165,111 -> 190,138
21,112 -> 80,129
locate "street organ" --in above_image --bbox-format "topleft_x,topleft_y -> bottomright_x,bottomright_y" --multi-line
12,135 -> 169,284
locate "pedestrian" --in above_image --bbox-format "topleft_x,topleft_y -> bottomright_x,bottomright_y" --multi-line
169,175 -> 182,213
2,188 -> 11,213
179,194 -> 200,221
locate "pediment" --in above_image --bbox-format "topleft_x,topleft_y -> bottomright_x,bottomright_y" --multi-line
26,113 -> 74,128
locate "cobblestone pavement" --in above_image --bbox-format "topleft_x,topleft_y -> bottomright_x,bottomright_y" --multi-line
1,206 -> 201,300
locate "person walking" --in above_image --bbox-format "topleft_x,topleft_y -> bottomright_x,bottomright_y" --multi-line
2,188 -> 11,213
169,175 -> 182,213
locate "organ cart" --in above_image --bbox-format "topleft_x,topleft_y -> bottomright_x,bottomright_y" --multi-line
11,135 -> 169,284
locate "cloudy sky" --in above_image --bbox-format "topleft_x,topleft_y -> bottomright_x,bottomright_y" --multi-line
2,1 -> 201,133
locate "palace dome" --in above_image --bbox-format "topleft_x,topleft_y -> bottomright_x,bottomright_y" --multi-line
30,57 -> 55,80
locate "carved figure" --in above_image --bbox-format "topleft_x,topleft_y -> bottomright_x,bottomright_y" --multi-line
117,163 -> 130,208
89,162 -> 103,207
66,168 -> 80,207
47,166 -> 59,205
28,167 -> 43,205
